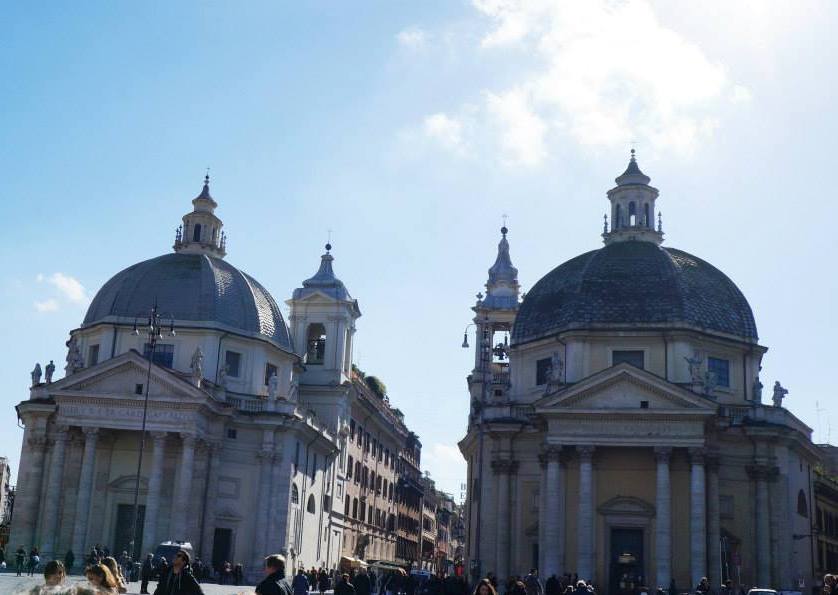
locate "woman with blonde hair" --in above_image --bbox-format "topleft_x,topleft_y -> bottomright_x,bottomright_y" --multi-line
102,556 -> 128,593
85,562 -> 120,594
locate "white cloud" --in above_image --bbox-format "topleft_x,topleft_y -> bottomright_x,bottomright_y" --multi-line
423,113 -> 468,155
41,272 -> 87,303
420,0 -> 751,165
485,88 -> 547,166
34,299 -> 59,313
34,272 -> 88,312
397,27 -> 427,49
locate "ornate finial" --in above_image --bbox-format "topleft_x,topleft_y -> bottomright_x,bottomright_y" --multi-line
325,243 -> 332,253
326,229 -> 333,253
630,148 -> 636,161
205,167 -> 210,186
657,211 -> 663,233
603,213 -> 608,234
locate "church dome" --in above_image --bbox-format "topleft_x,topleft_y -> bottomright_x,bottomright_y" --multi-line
511,241 -> 758,346
83,252 -> 292,350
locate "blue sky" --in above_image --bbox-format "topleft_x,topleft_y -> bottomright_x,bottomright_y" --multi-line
2,1 -> 837,498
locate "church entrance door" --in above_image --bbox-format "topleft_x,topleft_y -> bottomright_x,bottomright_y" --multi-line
609,528 -> 644,595
212,528 -> 233,571
114,503 -> 145,558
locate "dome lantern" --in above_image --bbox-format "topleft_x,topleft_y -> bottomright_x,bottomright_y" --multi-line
602,150 -> 663,246
173,172 -> 227,258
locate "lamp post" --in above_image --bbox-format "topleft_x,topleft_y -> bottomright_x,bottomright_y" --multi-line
462,320 -> 490,584
128,302 -> 175,565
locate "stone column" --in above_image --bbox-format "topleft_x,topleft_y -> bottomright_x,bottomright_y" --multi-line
71,428 -> 99,563
689,448 -> 707,588
171,433 -> 196,540
577,446 -> 595,581
40,426 -> 69,558
12,433 -> 48,550
706,456 -> 721,592
268,446 -> 292,554
141,432 -> 167,553
252,448 -> 274,569
654,447 -> 672,590
492,459 -> 517,583
542,446 -> 563,578
748,464 -> 775,585
538,454 -> 547,575
200,441 -> 222,560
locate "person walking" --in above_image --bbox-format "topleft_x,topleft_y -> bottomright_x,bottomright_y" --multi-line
140,554 -> 155,594
355,568 -> 372,595
85,562 -> 120,594
153,549 -> 204,595
16,546 -> 26,576
525,570 -> 543,595
27,560 -> 66,595
64,549 -> 75,572
294,567 -> 312,595
545,575 -> 559,595
27,547 -> 40,577
256,554 -> 293,595
318,568 -> 330,595
337,574 -> 357,595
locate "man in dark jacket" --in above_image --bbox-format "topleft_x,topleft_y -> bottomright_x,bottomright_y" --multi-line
354,568 -> 372,595
336,573 -> 357,595
257,554 -> 294,595
153,549 -> 204,595
545,575 -> 559,595
140,553 -> 155,594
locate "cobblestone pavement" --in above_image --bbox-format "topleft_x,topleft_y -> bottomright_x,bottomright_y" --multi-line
0,573 -> 258,594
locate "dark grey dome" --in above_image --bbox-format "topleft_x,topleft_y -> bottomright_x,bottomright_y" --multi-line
84,253 -> 292,350
512,241 -> 758,345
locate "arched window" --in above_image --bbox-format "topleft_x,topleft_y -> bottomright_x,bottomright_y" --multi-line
291,484 -> 299,505
644,203 -> 651,228
344,495 -> 350,516
193,223 -> 202,242
614,205 -> 622,229
628,202 -> 637,226
389,484 -> 394,501
306,323 -> 327,364
798,489 -> 808,517
354,462 -> 362,482
352,498 -> 359,519
212,227 -> 217,242
307,494 -> 316,514
347,456 -> 354,478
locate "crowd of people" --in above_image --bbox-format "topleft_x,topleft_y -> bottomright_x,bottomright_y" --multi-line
5,548 -> 838,595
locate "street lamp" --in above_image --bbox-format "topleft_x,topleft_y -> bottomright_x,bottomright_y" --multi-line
128,302 -> 175,566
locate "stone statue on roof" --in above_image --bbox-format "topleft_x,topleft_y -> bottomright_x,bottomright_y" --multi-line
45,360 -> 55,384
772,381 -> 788,408
31,363 -> 42,387
190,347 -> 203,386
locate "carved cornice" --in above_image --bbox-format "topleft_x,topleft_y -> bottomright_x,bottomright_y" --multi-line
491,459 -> 519,475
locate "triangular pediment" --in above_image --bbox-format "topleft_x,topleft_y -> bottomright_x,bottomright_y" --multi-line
50,350 -> 207,402
536,363 -> 716,414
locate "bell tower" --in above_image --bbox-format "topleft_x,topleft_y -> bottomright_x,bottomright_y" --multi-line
286,243 -> 361,387
466,225 -> 520,412
602,150 -> 664,245
173,173 -> 227,258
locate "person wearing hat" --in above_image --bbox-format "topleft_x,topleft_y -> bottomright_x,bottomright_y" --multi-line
153,549 -> 203,595
257,554 -> 293,595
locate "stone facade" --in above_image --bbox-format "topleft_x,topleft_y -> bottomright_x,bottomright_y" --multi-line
460,157 -> 825,593
10,179 -> 420,582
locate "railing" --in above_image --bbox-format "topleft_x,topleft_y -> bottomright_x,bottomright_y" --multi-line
492,370 -> 510,385
225,396 -> 265,413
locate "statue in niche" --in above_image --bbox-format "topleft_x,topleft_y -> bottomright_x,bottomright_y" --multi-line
549,352 -> 564,384
288,373 -> 299,403
684,350 -> 704,385
217,364 -> 228,388
703,370 -> 718,397
45,360 -> 55,383
772,381 -> 788,408
31,363 -> 42,386
753,377 -> 763,402
190,347 -> 203,385
65,338 -> 84,375
268,372 -> 279,400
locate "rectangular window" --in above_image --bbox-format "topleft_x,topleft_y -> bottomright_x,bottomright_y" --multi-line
87,344 -> 100,367
226,428 -> 237,439
350,419 -> 356,438
612,350 -> 645,369
264,363 -> 277,386
143,343 -> 174,368
708,357 -> 730,388
535,357 -> 551,385
225,351 -> 242,377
